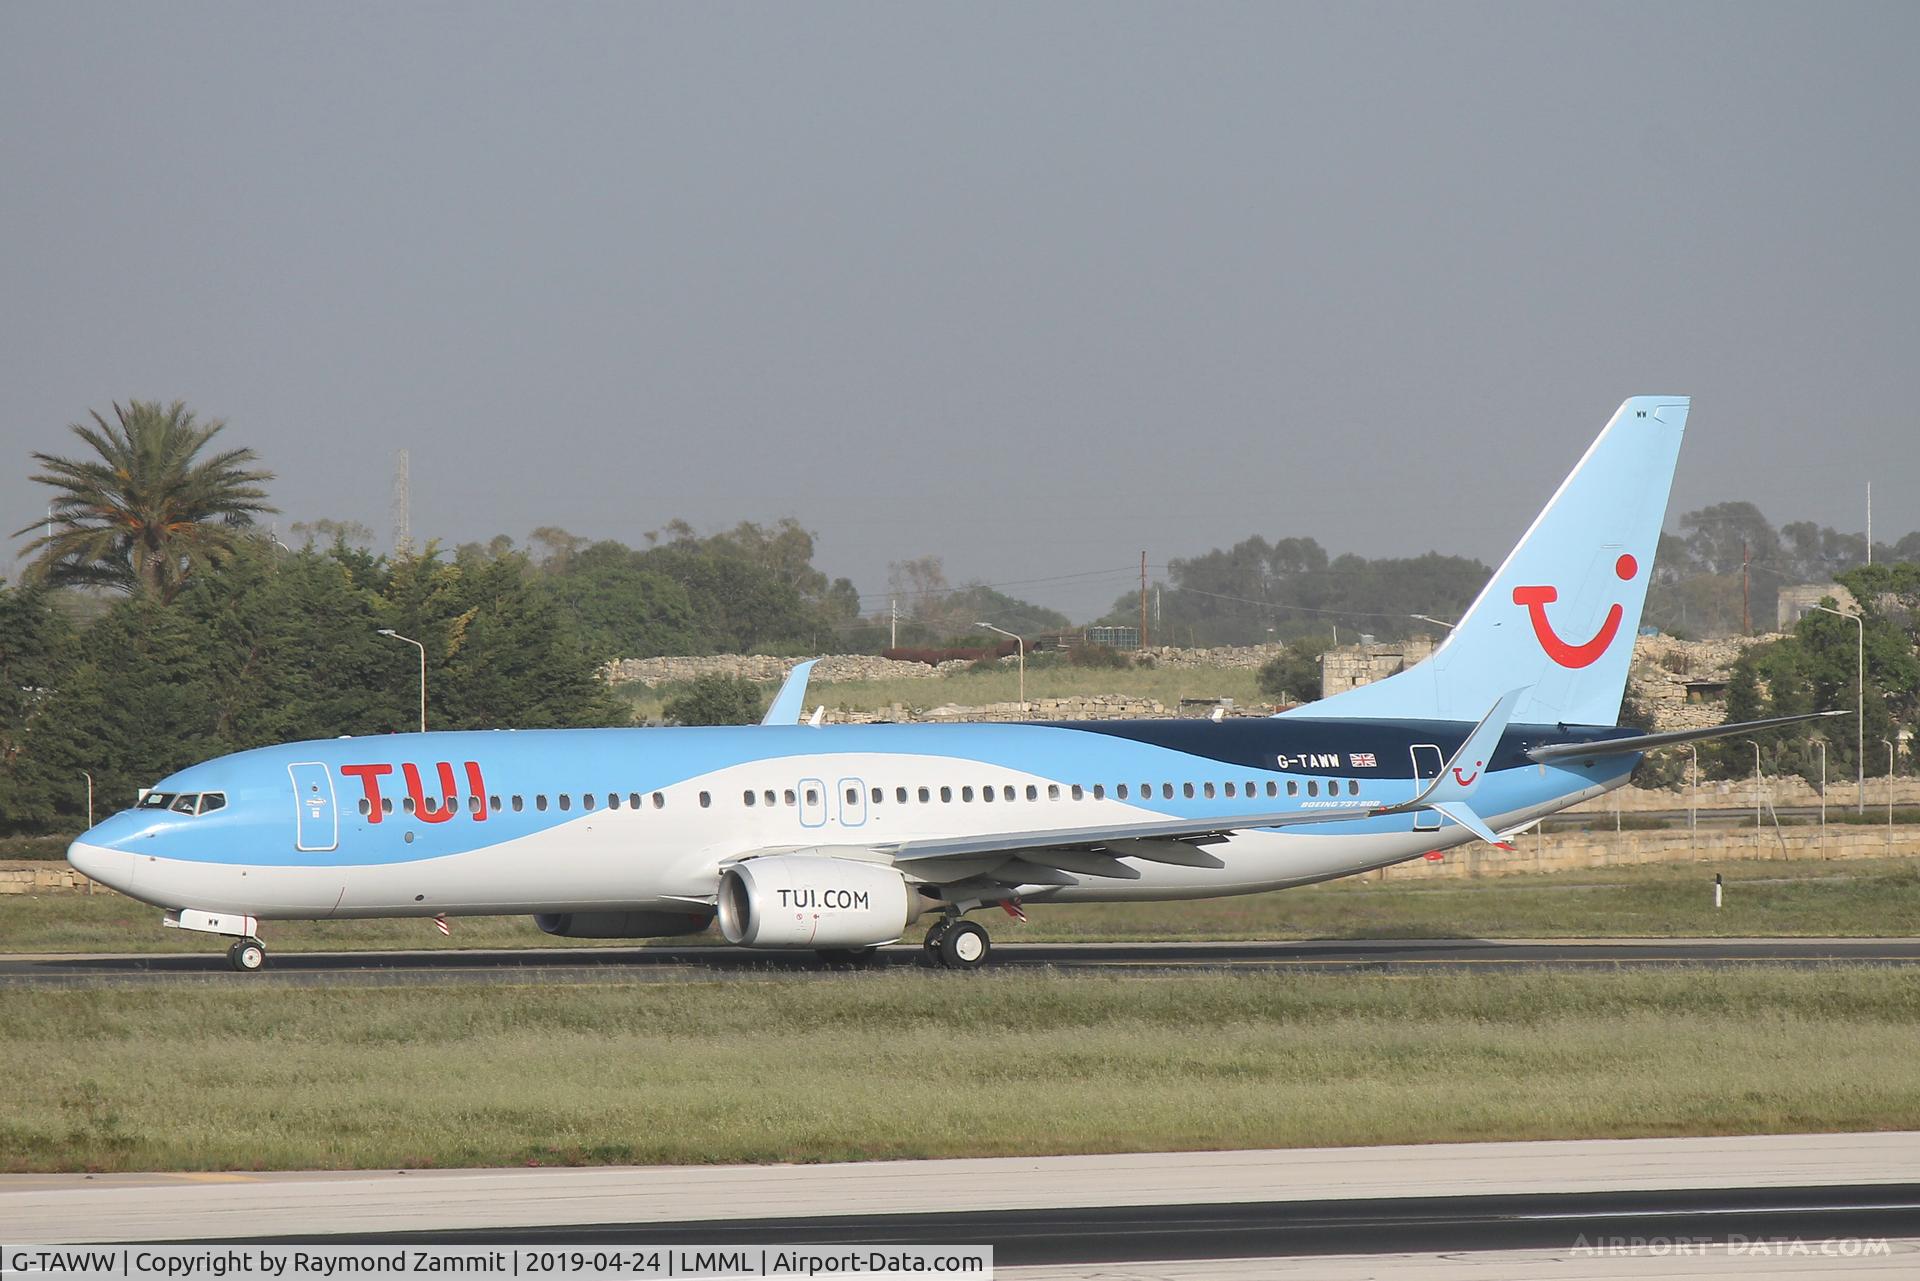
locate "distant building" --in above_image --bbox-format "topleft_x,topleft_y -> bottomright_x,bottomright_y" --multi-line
1319,636 -> 1439,698
1777,583 -> 1858,629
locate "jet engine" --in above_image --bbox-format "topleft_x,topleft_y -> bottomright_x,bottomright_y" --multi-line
533,909 -> 715,939
716,855 -> 916,949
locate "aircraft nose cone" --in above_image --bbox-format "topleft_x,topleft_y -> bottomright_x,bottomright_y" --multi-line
67,837 -> 136,895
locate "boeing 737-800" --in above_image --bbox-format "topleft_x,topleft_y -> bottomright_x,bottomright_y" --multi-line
66,396 -> 1834,970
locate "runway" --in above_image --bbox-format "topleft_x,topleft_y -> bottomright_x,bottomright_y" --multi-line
8,1134 -> 1919,1278
243,1185 -> 1920,1265
4,936 -> 1919,986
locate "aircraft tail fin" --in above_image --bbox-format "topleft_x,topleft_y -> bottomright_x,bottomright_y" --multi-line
1285,396 -> 1688,727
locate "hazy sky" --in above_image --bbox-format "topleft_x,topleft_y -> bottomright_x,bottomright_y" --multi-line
3,2 -> 1915,618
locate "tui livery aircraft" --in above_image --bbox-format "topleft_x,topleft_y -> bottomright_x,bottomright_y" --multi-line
67,397 -> 1835,970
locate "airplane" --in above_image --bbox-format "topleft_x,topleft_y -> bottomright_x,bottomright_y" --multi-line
66,396 -> 1839,971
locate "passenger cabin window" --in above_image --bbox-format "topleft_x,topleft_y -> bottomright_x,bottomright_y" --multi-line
606,793 -> 619,810
1266,782 -> 1279,798
358,798 -> 371,816
512,796 -> 524,812
699,791 -> 712,809
1003,785 -> 1015,802
1307,781 -> 1319,796
980,786 -> 993,803
765,790 -> 777,806
1287,781 -> 1299,797
1349,780 -> 1361,796
1182,783 -> 1195,799
961,786 -> 974,802
847,786 -> 860,805
491,795 -> 503,812
559,794 -> 572,811
536,795 -> 548,811
1071,785 -> 1084,801
743,790 -> 757,807
940,787 -> 953,803
1025,785 -> 1038,801
1203,783 -> 1216,799
1047,785 -> 1060,800
785,789 -> 797,806
652,792 -> 665,809
897,787 -> 909,803
630,793 -> 643,809
382,797 -> 394,814
1162,783 -> 1174,799
404,796 -> 417,814
1116,784 -> 1129,800
1092,784 -> 1105,800
918,787 -> 931,802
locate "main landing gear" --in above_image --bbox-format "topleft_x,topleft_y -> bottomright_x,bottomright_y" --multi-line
923,918 -> 990,970
226,937 -> 266,972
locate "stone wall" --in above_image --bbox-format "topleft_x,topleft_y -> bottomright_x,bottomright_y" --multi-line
0,861 -> 94,895
605,643 -> 1304,688
1569,775 -> 1920,814
1378,823 -> 1919,881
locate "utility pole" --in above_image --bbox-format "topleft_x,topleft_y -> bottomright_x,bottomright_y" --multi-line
1741,540 -> 1751,635
391,449 -> 412,557
1867,482 -> 1873,564
1139,551 -> 1149,650
889,598 -> 897,649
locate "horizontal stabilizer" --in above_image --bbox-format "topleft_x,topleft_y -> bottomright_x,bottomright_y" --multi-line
1526,710 -> 1847,763
1430,802 -> 1515,849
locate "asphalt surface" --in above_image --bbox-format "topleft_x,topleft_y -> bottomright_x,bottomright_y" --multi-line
221,1186 -> 1920,1263
6,936 -> 1920,986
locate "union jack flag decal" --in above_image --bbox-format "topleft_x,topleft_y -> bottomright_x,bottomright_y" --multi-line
1349,752 -> 1377,768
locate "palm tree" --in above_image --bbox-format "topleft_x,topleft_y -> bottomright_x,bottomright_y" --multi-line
15,401 -> 276,603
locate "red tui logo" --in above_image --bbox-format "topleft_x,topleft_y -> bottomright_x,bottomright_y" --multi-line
1512,554 -> 1637,669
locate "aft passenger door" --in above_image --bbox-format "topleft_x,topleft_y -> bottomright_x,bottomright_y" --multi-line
1409,745 -> 1443,832
288,762 -> 339,851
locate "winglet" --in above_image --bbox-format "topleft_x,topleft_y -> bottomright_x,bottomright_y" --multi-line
761,660 -> 817,726
1416,687 -> 1528,808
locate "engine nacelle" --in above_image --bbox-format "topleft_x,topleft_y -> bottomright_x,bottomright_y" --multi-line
717,855 -> 914,949
533,909 -> 715,939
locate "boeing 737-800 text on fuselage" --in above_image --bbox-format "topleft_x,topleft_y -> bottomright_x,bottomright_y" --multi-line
66,397 -> 1835,970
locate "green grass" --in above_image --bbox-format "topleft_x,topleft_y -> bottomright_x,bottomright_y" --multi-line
4,856 -> 1917,956
6,968 -> 1918,1172
618,664 -> 1268,721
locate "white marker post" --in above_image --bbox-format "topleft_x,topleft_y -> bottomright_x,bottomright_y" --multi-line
1713,872 -> 1723,910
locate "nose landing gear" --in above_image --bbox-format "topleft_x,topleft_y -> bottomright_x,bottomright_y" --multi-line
226,937 -> 266,972
923,918 -> 990,970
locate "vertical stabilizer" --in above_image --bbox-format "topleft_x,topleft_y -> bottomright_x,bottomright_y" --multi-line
1287,396 -> 1688,727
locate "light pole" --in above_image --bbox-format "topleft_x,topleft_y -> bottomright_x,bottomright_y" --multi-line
1409,614 -> 1456,631
1686,744 -> 1698,852
1809,739 -> 1826,858
1809,604 -> 1864,813
1751,740 -> 1763,835
1886,738 -> 1897,848
81,770 -> 93,829
976,623 -> 1026,717
378,629 -> 428,733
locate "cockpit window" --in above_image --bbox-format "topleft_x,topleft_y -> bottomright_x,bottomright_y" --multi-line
197,793 -> 226,814
170,794 -> 200,814
139,792 -> 175,810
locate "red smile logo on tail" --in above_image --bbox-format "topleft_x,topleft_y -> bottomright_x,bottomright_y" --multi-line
1512,554 -> 1637,669
1451,761 -> 1482,787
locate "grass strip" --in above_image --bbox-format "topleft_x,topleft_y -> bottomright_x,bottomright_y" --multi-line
5,967 -> 1919,1173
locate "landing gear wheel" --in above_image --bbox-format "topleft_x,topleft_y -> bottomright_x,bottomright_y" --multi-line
922,919 -> 953,964
937,920 -> 990,970
227,938 -> 266,973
